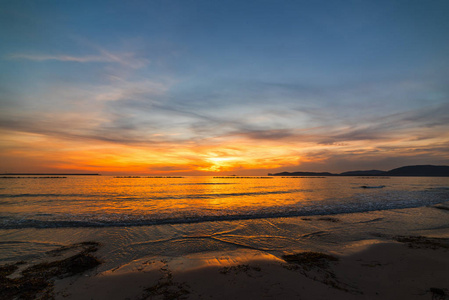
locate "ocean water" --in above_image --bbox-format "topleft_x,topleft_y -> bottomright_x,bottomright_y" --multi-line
1,176 -> 449,266
0,176 -> 448,229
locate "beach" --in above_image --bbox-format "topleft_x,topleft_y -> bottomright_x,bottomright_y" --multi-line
3,0 -> 449,298
2,200 -> 449,299
57,243 -> 448,300
53,240 -> 449,300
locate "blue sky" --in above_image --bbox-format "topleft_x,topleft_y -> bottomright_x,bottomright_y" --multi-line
1,0 -> 449,174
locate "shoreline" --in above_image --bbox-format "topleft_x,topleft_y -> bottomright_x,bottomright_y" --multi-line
1,203 -> 449,299
3,199 -> 449,230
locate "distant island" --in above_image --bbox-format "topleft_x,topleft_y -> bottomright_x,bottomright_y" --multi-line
2,173 -> 100,176
269,165 -> 449,177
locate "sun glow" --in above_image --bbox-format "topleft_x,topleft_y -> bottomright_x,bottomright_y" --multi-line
201,156 -> 238,172
2,118 -> 449,175
0,128 -> 308,175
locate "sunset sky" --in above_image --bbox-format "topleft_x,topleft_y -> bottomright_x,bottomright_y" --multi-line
1,0 -> 449,175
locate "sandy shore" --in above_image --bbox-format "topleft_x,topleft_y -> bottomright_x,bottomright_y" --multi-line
2,204 -> 449,300
50,237 -> 448,300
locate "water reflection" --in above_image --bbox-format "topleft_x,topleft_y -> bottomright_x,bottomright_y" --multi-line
0,176 -> 448,228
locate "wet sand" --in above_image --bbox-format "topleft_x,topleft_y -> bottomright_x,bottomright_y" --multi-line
51,237 -> 449,300
2,203 -> 449,299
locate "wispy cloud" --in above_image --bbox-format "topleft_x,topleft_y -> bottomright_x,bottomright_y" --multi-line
8,54 -> 113,63
95,47 -> 149,69
7,49 -> 149,69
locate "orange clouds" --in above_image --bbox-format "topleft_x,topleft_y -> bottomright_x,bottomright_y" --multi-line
0,128 -> 304,174
2,102 -> 449,176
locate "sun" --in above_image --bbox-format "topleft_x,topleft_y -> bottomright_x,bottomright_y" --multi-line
200,156 -> 237,172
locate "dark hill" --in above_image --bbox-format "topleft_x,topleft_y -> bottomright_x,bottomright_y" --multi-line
270,165 -> 449,177
384,165 -> 449,176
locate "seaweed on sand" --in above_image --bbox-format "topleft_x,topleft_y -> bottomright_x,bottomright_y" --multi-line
143,261 -> 190,300
394,236 -> 449,250
45,241 -> 100,257
0,241 -> 101,300
219,264 -> 261,277
282,251 -> 360,294
282,251 -> 338,270
430,287 -> 447,300
0,261 -> 25,277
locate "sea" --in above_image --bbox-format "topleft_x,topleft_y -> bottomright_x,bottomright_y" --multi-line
1,175 -> 449,268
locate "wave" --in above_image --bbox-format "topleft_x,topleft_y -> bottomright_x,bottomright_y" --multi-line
0,193 -> 96,199
1,196 -> 446,229
0,189 -> 307,200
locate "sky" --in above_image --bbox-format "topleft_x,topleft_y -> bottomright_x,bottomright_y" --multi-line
1,0 -> 449,175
